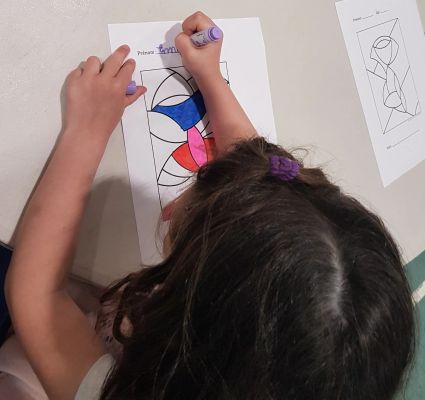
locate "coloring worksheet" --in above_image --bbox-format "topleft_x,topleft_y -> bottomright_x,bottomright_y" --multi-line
109,19 -> 276,264
336,0 -> 425,187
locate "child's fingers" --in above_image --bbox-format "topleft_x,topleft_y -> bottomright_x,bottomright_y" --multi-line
83,56 -> 102,75
124,86 -> 147,106
175,32 -> 195,54
117,58 -> 136,84
102,45 -> 130,77
66,67 -> 82,83
182,11 -> 215,35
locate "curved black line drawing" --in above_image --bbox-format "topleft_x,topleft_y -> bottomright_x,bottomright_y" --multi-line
141,62 -> 230,209
358,18 -> 421,135
371,35 -> 408,114
158,178 -> 193,188
150,70 -> 194,109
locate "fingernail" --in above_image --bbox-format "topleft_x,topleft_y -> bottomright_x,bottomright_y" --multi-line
121,44 -> 130,51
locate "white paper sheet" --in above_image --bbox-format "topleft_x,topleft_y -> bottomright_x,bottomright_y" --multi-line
108,18 -> 276,264
336,0 -> 425,187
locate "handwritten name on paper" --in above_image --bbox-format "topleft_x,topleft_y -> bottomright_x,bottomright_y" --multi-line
137,45 -> 180,57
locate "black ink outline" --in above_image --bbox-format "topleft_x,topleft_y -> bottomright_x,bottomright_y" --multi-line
357,18 -> 421,135
140,62 -> 229,208
140,72 -> 163,209
387,129 -> 421,150
150,69 -> 193,109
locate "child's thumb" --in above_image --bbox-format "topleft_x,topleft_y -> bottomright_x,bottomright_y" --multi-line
125,86 -> 147,106
175,32 -> 194,56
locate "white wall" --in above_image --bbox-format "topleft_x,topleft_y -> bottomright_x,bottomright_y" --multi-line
1,0 -> 424,285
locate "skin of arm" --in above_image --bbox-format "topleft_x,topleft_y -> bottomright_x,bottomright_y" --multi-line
5,45 -> 146,400
175,11 -> 258,154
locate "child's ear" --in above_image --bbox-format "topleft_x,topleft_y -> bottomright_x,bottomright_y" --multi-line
119,316 -> 133,338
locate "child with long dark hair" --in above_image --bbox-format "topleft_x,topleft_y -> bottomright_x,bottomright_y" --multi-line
5,11 -> 415,400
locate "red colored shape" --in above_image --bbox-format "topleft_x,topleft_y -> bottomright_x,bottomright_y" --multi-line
204,137 -> 215,161
173,143 -> 199,172
172,136 -> 217,173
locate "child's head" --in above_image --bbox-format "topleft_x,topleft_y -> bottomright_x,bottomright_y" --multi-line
101,138 -> 415,400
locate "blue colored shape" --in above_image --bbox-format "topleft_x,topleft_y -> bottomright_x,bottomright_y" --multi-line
152,90 -> 206,131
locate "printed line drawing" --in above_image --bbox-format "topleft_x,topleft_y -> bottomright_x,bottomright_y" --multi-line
140,62 -> 230,209
357,18 -> 421,134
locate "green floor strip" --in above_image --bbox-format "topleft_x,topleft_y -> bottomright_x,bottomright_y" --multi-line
401,251 -> 425,400
407,250 -> 425,293
401,300 -> 425,400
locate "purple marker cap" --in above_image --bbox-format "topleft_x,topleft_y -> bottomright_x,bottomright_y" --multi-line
208,27 -> 222,42
190,26 -> 223,47
126,80 -> 137,95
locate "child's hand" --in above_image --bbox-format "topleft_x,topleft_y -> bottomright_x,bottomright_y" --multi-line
175,12 -> 223,85
64,45 -> 146,141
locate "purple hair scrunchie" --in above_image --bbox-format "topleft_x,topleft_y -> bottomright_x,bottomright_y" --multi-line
269,156 -> 300,181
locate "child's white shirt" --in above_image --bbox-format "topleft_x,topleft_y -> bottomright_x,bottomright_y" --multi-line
74,354 -> 114,400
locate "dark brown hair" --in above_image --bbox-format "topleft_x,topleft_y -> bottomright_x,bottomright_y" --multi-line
100,138 -> 415,400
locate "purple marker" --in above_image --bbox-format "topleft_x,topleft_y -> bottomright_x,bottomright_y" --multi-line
190,26 -> 222,47
126,80 -> 137,95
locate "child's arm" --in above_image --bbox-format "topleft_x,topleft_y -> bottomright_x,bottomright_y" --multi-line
175,12 -> 257,155
5,46 -> 145,400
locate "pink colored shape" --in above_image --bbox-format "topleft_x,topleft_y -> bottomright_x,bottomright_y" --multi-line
187,126 -> 208,167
